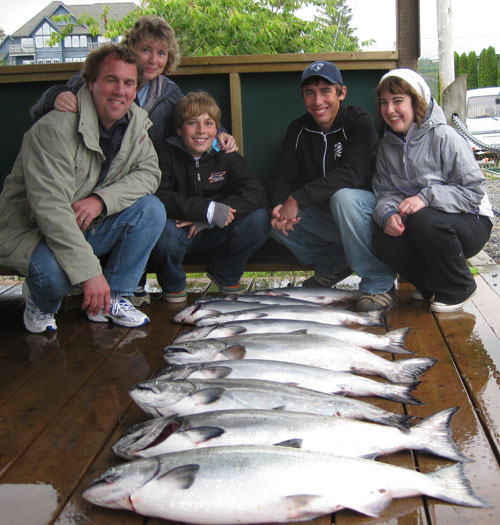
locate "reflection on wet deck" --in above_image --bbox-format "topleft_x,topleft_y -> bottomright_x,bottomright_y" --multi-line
0,267 -> 499,525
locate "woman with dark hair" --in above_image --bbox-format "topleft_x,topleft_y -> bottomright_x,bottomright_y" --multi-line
372,69 -> 493,312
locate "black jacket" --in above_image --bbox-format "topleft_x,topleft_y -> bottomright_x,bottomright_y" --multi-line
268,104 -> 378,210
156,136 -> 268,222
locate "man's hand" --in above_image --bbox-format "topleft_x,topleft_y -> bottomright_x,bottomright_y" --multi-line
54,91 -> 78,113
270,203 -> 300,236
279,195 -> 300,222
72,196 -> 104,231
217,132 -> 238,153
81,275 -> 111,317
384,213 -> 406,237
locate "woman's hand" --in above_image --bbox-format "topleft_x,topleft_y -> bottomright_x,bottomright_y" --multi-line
398,195 -> 425,216
55,92 -> 78,113
217,132 -> 238,153
384,213 -> 406,237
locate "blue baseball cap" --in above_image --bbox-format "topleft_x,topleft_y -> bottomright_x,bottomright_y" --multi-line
300,61 -> 344,86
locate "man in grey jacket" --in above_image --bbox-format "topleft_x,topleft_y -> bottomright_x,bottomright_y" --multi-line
0,44 -> 166,333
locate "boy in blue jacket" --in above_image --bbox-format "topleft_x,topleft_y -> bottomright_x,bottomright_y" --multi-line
150,91 -> 269,301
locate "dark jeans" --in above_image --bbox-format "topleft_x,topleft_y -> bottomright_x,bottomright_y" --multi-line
150,208 -> 270,292
373,207 -> 492,304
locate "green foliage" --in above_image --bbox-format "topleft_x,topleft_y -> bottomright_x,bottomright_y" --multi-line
483,46 -> 498,87
453,51 -> 459,78
47,0 -> 364,55
467,51 -> 478,89
458,52 -> 468,77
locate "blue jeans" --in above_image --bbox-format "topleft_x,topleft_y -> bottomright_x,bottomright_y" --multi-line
270,188 -> 396,295
150,208 -> 269,292
27,195 -> 166,312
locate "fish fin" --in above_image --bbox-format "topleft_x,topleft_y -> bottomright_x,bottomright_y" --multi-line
196,366 -> 233,379
379,380 -> 424,405
289,329 -> 308,335
274,438 -> 303,448
271,405 -> 287,411
180,426 -> 225,444
339,489 -> 393,517
412,407 -> 470,462
364,310 -> 386,326
157,464 -> 200,489
425,463 -> 491,508
189,387 -> 225,405
285,494 -> 335,520
222,345 -> 246,359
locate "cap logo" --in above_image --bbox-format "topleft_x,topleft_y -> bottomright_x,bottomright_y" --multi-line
311,62 -> 324,72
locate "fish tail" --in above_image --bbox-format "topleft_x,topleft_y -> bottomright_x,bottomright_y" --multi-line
362,310 -> 386,326
391,357 -> 438,382
378,381 -> 423,405
424,463 -> 491,508
411,407 -> 469,462
387,327 -> 411,345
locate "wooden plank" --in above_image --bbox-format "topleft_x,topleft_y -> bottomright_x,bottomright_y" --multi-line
1,298 -> 183,523
387,282 -> 500,524
229,72 -> 244,156
435,279 -> 500,458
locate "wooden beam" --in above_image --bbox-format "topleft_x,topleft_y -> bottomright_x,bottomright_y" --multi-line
229,72 -> 244,155
397,0 -> 420,69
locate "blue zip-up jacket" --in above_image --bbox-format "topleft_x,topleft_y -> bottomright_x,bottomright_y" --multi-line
373,99 -> 493,227
267,104 -> 378,210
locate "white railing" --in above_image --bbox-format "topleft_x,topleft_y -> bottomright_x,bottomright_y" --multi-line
9,44 -> 35,55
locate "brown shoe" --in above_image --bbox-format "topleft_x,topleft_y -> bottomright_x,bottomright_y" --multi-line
356,285 -> 398,312
302,268 -> 352,288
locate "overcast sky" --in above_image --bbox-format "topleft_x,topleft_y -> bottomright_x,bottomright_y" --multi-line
1,0 -> 500,59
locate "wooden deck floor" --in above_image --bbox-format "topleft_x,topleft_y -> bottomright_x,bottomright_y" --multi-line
1,265 -> 500,525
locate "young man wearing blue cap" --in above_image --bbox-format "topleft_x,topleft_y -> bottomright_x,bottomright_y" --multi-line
268,60 -> 397,312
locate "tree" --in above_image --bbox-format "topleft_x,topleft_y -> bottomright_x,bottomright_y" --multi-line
453,51 -> 459,78
458,52 -> 468,78
467,51 -> 478,90
483,46 -> 498,87
50,0 -> 366,56
0,27 -> 5,41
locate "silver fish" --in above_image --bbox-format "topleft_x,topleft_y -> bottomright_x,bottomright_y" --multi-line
156,359 -> 422,403
83,446 -> 489,523
111,407 -> 467,462
174,300 -> 269,324
163,334 -> 435,383
174,318 -> 411,353
195,294 -> 325,307
128,377 -> 415,429
194,304 -> 384,327
250,286 -> 361,304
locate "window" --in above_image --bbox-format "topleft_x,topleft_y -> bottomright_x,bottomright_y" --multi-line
34,22 -> 59,48
64,36 -> 72,48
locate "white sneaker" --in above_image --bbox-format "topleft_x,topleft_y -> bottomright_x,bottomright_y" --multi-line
22,282 -> 57,333
87,296 -> 150,328
430,289 -> 476,313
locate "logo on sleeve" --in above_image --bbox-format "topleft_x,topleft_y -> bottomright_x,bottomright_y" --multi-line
333,142 -> 343,159
208,171 -> 226,183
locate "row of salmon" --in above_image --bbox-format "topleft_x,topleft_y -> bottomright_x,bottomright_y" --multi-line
82,287 -> 491,523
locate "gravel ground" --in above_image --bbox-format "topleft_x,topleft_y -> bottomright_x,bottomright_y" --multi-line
485,179 -> 500,263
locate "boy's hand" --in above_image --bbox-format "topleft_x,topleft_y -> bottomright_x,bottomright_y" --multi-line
217,132 -> 238,153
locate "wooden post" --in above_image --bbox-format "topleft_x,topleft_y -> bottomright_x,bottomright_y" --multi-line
229,72 -> 244,155
397,0 -> 420,70
437,0 -> 455,98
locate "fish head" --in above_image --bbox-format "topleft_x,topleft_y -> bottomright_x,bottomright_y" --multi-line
112,416 -> 185,459
164,339 -> 228,364
173,324 -> 220,343
82,458 -> 160,509
173,305 -> 199,324
129,378 -> 196,414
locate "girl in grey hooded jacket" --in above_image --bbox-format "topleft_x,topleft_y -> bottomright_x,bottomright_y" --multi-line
372,69 -> 493,312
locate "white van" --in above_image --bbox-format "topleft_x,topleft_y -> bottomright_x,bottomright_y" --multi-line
466,87 -> 500,158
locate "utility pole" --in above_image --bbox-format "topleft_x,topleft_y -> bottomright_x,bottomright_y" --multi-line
437,0 -> 455,99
